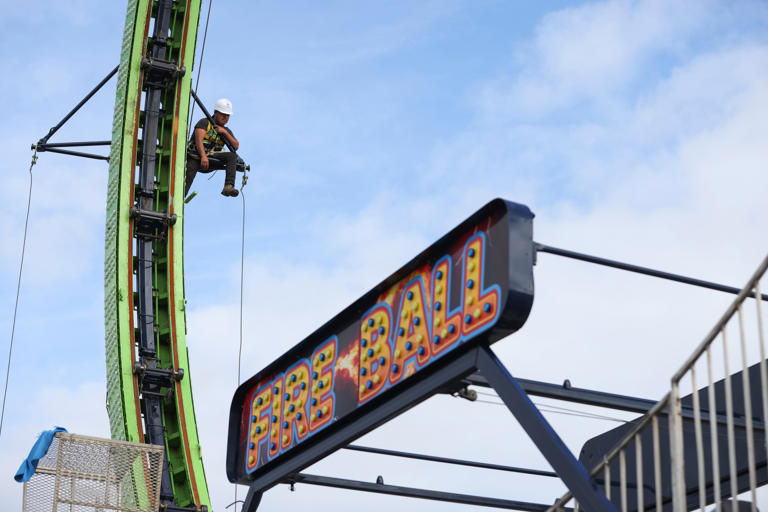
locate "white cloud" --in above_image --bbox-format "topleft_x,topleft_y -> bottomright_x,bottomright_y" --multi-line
0,161 -> 107,287
4,1 -> 768,510
474,0 -> 763,120
188,14 -> 768,505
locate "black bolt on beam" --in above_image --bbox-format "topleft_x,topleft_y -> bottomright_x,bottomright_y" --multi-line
476,345 -> 616,512
36,66 -> 118,146
535,243 -> 768,301
343,444 -> 557,478
287,473 -> 556,512
141,56 -> 185,88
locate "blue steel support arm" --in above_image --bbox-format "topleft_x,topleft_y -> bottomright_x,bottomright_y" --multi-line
288,472 -> 556,511
476,345 -> 616,512
241,488 -> 262,512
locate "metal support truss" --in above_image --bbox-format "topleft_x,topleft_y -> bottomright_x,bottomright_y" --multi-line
475,346 -> 616,512
34,146 -> 109,161
34,140 -> 112,161
287,473 -> 555,511
35,140 -> 111,148
31,65 -> 117,162
463,373 -> 657,413
36,66 -> 118,147
535,243 -> 768,301
343,444 -> 557,477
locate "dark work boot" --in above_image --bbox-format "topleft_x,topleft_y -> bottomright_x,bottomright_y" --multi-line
221,184 -> 239,197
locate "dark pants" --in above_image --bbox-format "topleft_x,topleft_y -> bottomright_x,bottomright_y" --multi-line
185,151 -> 238,195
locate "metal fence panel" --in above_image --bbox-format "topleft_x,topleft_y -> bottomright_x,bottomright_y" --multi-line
22,433 -> 164,512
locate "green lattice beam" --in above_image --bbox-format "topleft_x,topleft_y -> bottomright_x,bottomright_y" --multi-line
106,0 -> 209,508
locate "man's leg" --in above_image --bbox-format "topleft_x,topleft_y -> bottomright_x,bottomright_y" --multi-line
211,151 -> 239,196
185,158 -> 199,196
186,156 -> 223,196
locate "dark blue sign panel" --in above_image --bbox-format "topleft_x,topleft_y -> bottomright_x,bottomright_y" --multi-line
227,199 -> 535,485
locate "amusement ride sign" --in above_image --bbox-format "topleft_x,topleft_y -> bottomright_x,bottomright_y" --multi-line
227,199 -> 535,487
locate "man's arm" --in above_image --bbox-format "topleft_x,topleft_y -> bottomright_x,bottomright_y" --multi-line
214,125 -> 239,151
194,127 -> 209,169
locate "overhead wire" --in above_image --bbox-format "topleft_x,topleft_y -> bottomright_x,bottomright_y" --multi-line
237,185 -> 247,388
535,406 -> 628,423
188,0 -> 214,136
184,2 -> 246,511
474,398 -> 628,423
185,2 -> 249,509
1,147 -> 38,438
471,390 -> 629,424
233,160 -> 248,512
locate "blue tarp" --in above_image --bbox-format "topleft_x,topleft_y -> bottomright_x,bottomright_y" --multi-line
14,427 -> 67,483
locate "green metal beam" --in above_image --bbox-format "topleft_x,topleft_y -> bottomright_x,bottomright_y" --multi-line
106,0 -> 209,509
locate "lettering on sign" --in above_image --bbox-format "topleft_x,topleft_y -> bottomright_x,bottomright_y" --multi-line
227,199 -> 534,484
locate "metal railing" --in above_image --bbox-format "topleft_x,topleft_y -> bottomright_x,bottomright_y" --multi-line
549,254 -> 768,512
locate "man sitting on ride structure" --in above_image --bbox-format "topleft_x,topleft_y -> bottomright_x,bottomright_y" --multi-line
185,98 -> 240,197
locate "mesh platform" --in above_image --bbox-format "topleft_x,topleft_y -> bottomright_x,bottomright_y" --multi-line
23,433 -> 164,512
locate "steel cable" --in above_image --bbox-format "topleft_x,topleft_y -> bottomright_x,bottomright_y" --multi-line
188,0 -> 214,135
1,148 -> 37,437
233,171 -> 248,512
472,390 -> 629,423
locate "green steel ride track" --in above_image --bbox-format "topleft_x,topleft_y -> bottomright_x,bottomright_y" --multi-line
105,0 -> 210,509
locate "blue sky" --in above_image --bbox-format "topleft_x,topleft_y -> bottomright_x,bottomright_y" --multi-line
1,1 -> 768,510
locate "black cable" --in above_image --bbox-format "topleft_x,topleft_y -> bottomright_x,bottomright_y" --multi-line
1,149 -> 37,437
234,170 -> 247,512
475,389 -> 627,421
188,0 -> 214,134
472,394 -> 628,423
237,188 -> 246,388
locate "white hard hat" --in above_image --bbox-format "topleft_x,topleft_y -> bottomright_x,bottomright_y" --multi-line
214,98 -> 233,115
